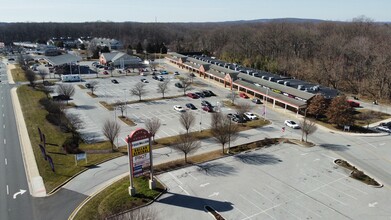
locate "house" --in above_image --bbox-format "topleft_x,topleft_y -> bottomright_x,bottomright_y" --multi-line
91,38 -> 123,50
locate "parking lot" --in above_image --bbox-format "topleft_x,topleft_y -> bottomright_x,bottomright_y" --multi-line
153,143 -> 391,220
64,60 -> 262,146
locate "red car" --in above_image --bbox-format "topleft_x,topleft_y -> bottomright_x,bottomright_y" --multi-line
187,93 -> 199,99
103,71 -> 109,75
239,93 -> 249,99
202,106 -> 213,112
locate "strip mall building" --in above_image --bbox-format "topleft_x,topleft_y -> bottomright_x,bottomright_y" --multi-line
166,52 -> 339,116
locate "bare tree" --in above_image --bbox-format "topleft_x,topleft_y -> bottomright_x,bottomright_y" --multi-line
25,69 -> 36,87
172,133 -> 201,163
226,91 -> 238,105
157,81 -> 170,98
37,67 -> 49,83
38,85 -> 53,98
130,82 -> 147,101
115,101 -> 127,118
179,76 -> 193,95
211,112 -> 239,154
102,119 -> 121,151
144,117 -> 161,143
179,111 -> 196,134
65,113 -> 84,138
89,80 -> 99,95
56,84 -> 75,104
299,118 -> 317,142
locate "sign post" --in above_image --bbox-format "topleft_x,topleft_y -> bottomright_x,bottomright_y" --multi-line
126,128 -> 155,197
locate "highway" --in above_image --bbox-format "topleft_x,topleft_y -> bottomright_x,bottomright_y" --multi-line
0,62 -> 38,220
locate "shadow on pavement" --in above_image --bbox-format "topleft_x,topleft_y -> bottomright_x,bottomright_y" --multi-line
157,192 -> 233,212
234,153 -> 282,165
196,162 -> 236,176
318,143 -> 349,151
76,105 -> 96,110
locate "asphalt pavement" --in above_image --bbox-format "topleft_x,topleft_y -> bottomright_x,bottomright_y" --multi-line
0,62 -> 37,220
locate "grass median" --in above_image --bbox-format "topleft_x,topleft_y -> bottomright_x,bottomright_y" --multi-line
74,176 -> 164,220
17,85 -> 125,192
10,64 -> 28,82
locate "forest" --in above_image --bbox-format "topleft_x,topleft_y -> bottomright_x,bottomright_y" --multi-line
1,18 -> 390,100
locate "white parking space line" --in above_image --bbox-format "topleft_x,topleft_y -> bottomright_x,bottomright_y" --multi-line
178,185 -> 190,195
169,172 -> 183,185
317,191 -> 348,206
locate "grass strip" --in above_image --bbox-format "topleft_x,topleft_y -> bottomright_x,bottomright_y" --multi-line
17,85 -> 124,192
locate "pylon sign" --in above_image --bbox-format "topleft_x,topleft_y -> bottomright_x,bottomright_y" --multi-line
126,129 -> 151,177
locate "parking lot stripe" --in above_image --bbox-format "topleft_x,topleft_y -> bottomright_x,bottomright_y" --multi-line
317,191 -> 348,206
178,185 -> 190,195
169,172 -> 183,185
228,201 -> 249,219
262,185 -> 322,218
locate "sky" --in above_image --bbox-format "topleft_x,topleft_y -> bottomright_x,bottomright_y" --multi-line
0,0 -> 390,23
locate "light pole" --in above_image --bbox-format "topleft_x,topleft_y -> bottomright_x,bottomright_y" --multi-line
77,61 -> 81,81
199,98 -> 203,132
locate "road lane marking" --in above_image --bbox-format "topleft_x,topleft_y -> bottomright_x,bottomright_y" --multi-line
6,185 -> 9,195
200,183 -> 210,187
5,158 -> 7,165
3,139 -> 5,144
3,124 -> 4,128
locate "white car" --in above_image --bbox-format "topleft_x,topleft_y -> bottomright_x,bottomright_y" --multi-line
376,126 -> 391,133
173,105 -> 185,112
284,120 -> 300,129
244,112 -> 258,120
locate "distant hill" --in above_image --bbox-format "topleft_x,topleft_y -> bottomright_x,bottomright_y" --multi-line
222,18 -> 329,24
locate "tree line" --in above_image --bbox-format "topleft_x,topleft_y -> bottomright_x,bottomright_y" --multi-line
3,18 -> 391,100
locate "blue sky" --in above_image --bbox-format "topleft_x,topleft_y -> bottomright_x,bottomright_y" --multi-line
1,0 -> 390,22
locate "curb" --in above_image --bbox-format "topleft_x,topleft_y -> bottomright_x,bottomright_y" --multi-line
48,153 -> 125,195
11,87 -> 47,197
68,175 -> 167,220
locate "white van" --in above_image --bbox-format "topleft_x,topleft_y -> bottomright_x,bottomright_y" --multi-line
61,75 -> 81,82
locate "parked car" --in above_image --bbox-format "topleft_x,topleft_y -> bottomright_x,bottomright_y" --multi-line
157,76 -> 164,81
195,92 -> 205,98
173,105 -> 185,112
103,71 -> 109,75
111,79 -> 119,84
201,90 -> 211,97
347,100 -> 360,107
175,82 -> 183,88
206,90 -> 216,96
284,120 -> 300,129
202,106 -> 213,112
379,122 -> 391,128
85,83 -> 92,88
174,71 -> 180,75
376,126 -> 391,133
252,98 -> 262,104
201,100 -> 212,107
152,75 -> 158,80
244,112 -> 258,120
186,103 -> 197,110
141,78 -> 149,83
160,70 -> 168,75
187,93 -> 199,99
232,114 -> 246,123
239,93 -> 249,99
